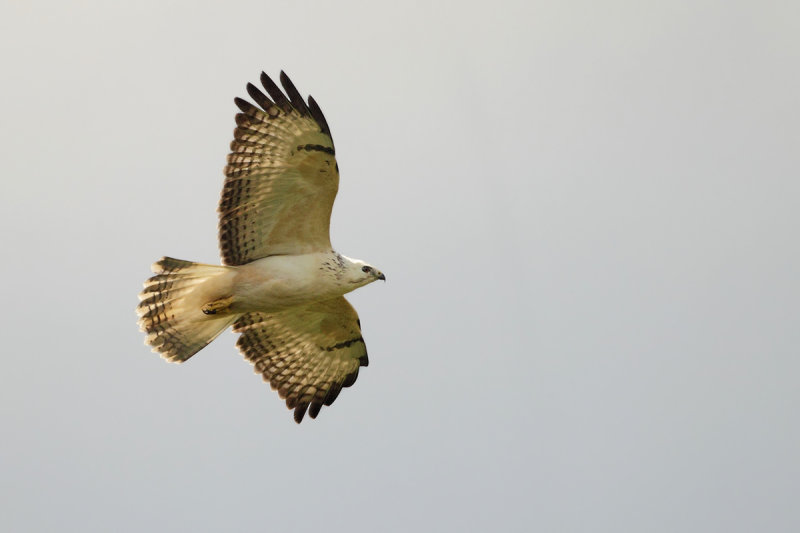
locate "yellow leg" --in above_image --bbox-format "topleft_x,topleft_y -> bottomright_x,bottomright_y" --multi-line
201,296 -> 234,315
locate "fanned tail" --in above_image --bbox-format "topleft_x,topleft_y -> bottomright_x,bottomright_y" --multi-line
137,257 -> 238,362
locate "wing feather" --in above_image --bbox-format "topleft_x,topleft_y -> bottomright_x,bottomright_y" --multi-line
245,82 -> 278,115
219,72 -> 339,264
307,95 -> 332,141
260,71 -> 293,113
279,71 -> 312,117
234,297 -> 368,423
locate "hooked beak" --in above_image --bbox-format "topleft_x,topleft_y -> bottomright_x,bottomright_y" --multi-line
377,272 -> 386,281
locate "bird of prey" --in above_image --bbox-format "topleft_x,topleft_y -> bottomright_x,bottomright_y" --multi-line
137,71 -> 384,423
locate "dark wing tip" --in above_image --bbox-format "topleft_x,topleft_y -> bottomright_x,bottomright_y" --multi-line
279,71 -> 311,116
246,71 -> 333,141
323,383 -> 342,406
233,96 -> 254,113
294,403 -> 309,424
234,113 -> 253,128
307,95 -> 332,139
246,82 -> 275,113
342,367 -> 359,388
308,401 -> 323,419
260,71 -> 292,112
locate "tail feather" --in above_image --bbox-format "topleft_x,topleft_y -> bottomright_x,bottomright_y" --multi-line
137,257 -> 238,363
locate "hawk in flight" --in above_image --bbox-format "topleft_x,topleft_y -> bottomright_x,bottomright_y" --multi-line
137,72 -> 384,423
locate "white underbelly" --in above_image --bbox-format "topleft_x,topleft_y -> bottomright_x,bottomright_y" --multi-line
229,254 -> 344,313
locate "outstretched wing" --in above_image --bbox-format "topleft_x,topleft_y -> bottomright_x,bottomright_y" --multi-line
219,71 -> 339,265
233,297 -> 369,423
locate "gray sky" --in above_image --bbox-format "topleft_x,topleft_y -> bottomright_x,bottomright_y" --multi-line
1,1 -> 798,531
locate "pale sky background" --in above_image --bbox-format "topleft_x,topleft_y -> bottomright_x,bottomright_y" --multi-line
1,1 -> 798,531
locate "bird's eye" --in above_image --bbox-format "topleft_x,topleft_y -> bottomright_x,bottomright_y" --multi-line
362,266 -> 372,273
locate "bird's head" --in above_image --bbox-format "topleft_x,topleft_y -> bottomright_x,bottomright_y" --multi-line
343,257 -> 385,287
